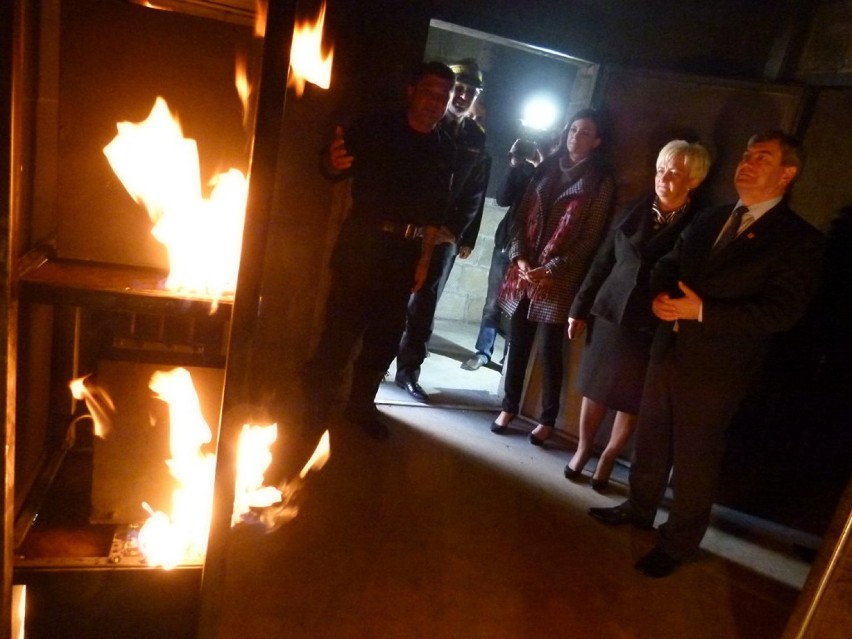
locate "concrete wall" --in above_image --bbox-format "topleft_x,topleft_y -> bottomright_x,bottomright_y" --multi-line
436,197 -> 502,324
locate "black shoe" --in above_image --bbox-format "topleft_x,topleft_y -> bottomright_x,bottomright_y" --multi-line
591,478 -> 610,492
461,354 -> 488,371
490,413 -> 513,434
528,425 -> 553,447
564,465 -> 583,481
394,376 -> 430,402
634,548 -> 680,578
588,504 -> 654,530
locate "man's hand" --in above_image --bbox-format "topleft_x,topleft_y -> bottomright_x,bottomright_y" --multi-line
458,246 -> 472,259
652,281 -> 702,321
567,317 -> 586,340
329,125 -> 353,172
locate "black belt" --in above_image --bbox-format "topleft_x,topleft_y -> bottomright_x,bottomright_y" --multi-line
374,220 -> 421,240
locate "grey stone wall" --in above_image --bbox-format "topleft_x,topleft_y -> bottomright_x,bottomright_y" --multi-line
436,197 -> 504,324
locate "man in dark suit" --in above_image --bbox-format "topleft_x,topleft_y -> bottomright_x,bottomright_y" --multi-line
588,130 -> 825,577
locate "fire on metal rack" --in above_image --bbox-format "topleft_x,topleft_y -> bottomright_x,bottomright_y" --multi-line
10,1 -> 335,636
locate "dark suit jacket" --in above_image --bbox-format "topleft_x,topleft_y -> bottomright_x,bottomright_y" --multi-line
570,193 -> 697,329
650,200 -> 825,391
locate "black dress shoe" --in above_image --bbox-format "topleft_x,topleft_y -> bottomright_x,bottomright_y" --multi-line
395,378 -> 430,402
635,548 -> 680,578
588,504 -> 654,530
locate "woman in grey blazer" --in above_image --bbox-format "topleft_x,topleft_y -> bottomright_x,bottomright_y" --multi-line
565,140 -> 711,490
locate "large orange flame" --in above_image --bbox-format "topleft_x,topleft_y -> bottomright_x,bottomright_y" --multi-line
103,98 -> 247,310
288,2 -> 333,96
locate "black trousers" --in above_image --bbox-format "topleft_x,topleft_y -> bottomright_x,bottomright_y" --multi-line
304,219 -> 420,409
396,241 -> 458,380
501,298 -> 566,426
628,334 -> 748,560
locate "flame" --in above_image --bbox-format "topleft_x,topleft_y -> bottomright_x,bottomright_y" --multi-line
141,368 -> 216,569
299,430 -> 330,478
11,585 -> 25,639
69,367 -> 331,569
103,98 -> 247,309
254,0 -> 267,38
288,2 -> 333,96
235,53 -> 252,129
69,375 -> 116,439
233,424 -> 283,525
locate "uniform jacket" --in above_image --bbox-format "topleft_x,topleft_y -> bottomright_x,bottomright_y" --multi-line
570,193 -> 698,329
651,200 -> 825,388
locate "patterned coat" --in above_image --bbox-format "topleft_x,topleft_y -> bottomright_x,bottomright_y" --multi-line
498,153 -> 615,323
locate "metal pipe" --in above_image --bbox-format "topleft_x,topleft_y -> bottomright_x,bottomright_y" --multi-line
196,1 -> 297,636
2,0 -> 25,635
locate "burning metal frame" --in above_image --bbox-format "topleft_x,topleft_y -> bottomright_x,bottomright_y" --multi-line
2,0 -> 332,636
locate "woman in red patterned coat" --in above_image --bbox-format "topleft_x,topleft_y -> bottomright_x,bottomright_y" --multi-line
491,108 -> 616,445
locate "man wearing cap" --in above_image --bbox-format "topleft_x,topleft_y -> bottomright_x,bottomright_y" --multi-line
395,59 -> 491,402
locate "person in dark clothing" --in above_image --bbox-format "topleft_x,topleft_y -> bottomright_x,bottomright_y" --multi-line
395,59 -> 490,402
565,140 -> 711,491
302,61 -> 456,440
491,109 -> 616,445
461,138 -> 540,371
589,131 -> 825,578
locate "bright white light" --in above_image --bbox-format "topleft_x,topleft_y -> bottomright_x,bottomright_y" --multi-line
522,96 -> 559,131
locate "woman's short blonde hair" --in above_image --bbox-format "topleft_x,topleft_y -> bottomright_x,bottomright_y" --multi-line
656,140 -> 711,184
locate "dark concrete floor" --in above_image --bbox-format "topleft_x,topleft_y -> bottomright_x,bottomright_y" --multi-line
211,320 -> 813,638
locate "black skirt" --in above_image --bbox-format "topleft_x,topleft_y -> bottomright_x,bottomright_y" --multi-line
576,316 -> 654,414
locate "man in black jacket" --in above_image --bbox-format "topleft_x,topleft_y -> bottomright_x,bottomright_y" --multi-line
302,62 -> 455,440
395,60 -> 491,401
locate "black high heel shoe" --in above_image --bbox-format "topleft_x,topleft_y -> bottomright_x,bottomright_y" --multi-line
564,465 -> 583,481
490,414 -> 514,434
528,424 -> 553,446
591,478 -> 610,492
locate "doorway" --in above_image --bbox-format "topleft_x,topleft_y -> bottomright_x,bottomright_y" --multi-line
419,20 -> 597,414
